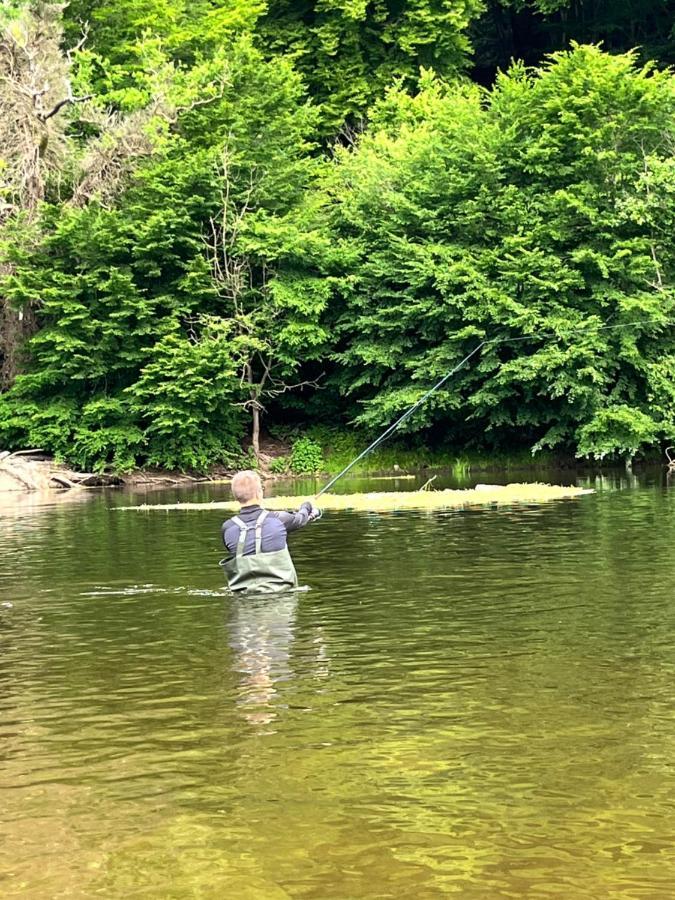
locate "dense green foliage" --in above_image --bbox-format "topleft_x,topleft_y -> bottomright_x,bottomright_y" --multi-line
2,1 -> 675,470
258,0 -> 483,133
289,436 -> 324,474
1,24 -> 325,470
321,50 -> 675,458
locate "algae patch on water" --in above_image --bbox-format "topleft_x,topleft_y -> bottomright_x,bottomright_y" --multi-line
118,483 -> 593,513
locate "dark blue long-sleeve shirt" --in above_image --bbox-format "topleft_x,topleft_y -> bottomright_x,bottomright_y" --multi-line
221,502 -> 313,557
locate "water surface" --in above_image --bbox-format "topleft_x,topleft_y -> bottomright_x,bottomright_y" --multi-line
1,471 -> 674,897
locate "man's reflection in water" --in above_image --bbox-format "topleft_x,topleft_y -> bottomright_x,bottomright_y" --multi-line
228,593 -> 330,728
228,593 -> 299,727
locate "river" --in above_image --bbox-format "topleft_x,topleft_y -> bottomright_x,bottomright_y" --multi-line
1,471 -> 674,897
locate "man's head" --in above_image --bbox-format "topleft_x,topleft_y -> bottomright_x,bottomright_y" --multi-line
231,470 -> 263,506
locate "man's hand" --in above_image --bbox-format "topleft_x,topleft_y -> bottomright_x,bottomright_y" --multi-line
299,500 -> 322,522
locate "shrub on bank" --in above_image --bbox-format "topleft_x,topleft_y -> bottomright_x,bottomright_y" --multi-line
289,437 -> 324,475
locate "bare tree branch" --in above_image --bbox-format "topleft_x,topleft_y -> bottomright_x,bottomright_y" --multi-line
203,146 -> 321,462
640,141 -> 666,292
41,86 -> 93,121
266,374 -> 325,397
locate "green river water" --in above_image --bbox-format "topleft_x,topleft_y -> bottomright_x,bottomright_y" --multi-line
1,471 -> 674,898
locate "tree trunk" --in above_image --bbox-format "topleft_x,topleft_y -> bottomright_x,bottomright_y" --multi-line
246,363 -> 261,462
251,399 -> 261,461
0,294 -> 35,390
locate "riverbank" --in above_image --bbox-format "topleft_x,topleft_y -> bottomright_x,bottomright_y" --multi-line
0,443 -> 659,495
2,430 -> 665,495
253,429 -> 663,480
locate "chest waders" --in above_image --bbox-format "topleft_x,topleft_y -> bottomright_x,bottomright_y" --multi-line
220,510 -> 299,594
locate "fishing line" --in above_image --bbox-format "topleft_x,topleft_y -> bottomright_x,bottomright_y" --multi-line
317,342 -> 486,496
315,315 -> 675,497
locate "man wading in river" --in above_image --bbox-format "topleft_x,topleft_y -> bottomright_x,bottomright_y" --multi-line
221,470 -> 321,593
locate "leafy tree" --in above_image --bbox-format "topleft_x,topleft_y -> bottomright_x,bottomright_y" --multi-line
0,2 -> 92,386
65,0 -> 485,133
0,1 -> 177,388
257,0 -> 484,134
320,47 -> 675,460
203,150 -> 330,460
128,321 -> 246,470
0,35 -> 327,469
62,0 -> 263,110
63,0 -> 262,65
6,1 -> 675,474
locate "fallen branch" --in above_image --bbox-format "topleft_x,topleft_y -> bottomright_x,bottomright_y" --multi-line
50,474 -> 78,489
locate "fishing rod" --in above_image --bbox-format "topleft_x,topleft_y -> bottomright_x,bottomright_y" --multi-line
315,316 -> 675,497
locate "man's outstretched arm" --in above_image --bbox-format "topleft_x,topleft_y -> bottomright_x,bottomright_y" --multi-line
275,501 -> 321,533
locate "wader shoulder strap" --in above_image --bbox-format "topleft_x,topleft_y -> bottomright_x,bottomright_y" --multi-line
231,515 -> 248,557
255,510 -> 269,554
230,511 -> 269,557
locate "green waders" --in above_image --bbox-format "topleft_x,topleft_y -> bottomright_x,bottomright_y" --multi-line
221,510 -> 300,594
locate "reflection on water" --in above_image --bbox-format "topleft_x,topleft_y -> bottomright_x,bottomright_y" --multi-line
229,594 -> 330,730
229,594 -> 299,727
1,470 -> 675,897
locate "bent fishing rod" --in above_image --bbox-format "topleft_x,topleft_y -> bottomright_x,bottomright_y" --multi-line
315,316 -> 675,497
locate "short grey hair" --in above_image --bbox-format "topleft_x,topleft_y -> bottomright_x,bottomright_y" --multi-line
231,470 -> 263,505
